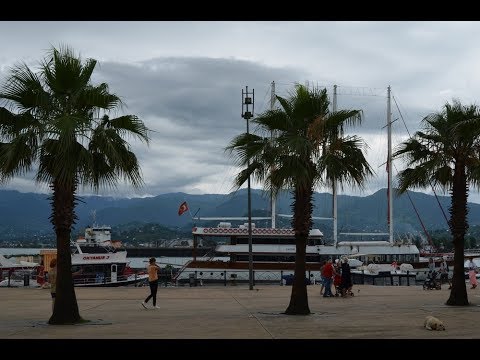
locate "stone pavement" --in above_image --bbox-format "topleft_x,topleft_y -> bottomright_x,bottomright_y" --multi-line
1,283 -> 479,340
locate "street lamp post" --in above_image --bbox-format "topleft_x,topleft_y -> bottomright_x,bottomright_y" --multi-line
242,86 -> 254,290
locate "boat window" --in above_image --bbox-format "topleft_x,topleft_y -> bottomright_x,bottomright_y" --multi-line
94,265 -> 105,272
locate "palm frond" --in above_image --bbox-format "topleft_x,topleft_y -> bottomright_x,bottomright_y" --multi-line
101,115 -> 150,143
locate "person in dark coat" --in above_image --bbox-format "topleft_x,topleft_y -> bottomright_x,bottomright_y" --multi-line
340,256 -> 353,297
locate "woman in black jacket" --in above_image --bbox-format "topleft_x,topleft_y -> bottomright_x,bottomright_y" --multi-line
340,256 -> 353,297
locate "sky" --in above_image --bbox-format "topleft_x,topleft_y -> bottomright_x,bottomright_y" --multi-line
2,21 -> 480,202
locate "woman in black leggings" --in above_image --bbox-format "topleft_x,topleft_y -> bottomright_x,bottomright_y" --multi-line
141,257 -> 160,309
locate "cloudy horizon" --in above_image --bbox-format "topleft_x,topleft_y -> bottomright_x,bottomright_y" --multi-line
1,21 -> 480,203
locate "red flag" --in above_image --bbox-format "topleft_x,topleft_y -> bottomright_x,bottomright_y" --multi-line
178,201 -> 189,216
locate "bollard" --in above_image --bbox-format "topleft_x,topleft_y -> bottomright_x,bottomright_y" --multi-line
361,270 -> 365,285
407,271 -> 410,286
280,270 -> 283,286
23,273 -> 30,287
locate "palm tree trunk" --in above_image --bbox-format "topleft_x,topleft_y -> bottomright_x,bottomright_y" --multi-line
285,185 -> 313,315
446,159 -> 469,306
48,180 -> 82,324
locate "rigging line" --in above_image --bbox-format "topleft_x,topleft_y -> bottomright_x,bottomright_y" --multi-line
254,85 -> 271,117
336,84 -> 386,92
336,86 -> 387,98
277,82 -> 388,96
392,161 -> 434,247
392,93 -> 449,227
337,92 -> 385,98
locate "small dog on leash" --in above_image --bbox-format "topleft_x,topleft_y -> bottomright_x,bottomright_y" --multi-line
424,315 -> 446,331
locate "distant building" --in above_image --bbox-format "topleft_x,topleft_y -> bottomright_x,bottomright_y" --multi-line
170,239 -> 204,248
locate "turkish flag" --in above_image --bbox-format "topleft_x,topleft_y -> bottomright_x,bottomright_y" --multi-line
178,201 -> 189,216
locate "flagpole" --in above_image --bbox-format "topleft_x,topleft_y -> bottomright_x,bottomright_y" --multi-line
191,208 -> 200,227
184,199 -> 193,219
180,199 -> 197,261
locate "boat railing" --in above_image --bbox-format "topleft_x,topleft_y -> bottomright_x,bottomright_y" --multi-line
171,260 -> 193,282
200,248 -> 216,261
465,249 -> 480,255
72,273 -> 144,286
172,268 -> 422,287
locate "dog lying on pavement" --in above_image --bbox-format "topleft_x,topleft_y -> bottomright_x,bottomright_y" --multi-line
424,315 -> 445,331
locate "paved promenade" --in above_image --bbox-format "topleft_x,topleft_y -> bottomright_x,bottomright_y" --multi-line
1,283 -> 479,340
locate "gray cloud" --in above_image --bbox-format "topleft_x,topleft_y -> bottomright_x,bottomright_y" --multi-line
2,21 -> 480,203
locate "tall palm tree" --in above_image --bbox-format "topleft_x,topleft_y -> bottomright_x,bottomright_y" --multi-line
394,99 -> 480,306
0,46 -> 150,324
226,84 -> 372,314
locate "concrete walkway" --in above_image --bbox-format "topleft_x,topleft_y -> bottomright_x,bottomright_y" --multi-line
1,283 -> 479,339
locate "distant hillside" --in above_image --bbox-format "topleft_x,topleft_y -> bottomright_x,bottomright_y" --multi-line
1,188 -> 479,242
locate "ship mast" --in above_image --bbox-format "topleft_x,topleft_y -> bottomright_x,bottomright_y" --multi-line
270,81 -> 276,229
387,85 -> 394,244
332,85 -> 338,246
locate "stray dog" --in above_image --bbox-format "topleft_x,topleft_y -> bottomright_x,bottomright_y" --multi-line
424,315 -> 445,331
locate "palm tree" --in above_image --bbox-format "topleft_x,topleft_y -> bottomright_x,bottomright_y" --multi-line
226,84 -> 372,314
0,46 -> 150,324
394,99 -> 480,306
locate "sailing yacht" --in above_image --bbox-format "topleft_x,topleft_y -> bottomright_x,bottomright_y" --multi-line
171,85 -> 423,285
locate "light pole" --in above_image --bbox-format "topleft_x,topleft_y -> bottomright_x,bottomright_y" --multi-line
242,86 -> 254,290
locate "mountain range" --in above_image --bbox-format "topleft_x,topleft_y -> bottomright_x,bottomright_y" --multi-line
1,188 -> 480,241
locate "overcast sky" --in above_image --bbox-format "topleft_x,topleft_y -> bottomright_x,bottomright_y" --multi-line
2,21 -> 480,202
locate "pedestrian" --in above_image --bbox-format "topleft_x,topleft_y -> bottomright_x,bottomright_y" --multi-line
321,258 -> 335,297
49,258 -> 57,312
333,260 -> 342,297
36,260 -> 45,286
340,256 -> 353,297
141,257 -> 160,309
467,257 -> 478,290
319,260 -> 327,295
428,257 -> 435,274
439,257 -> 451,289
